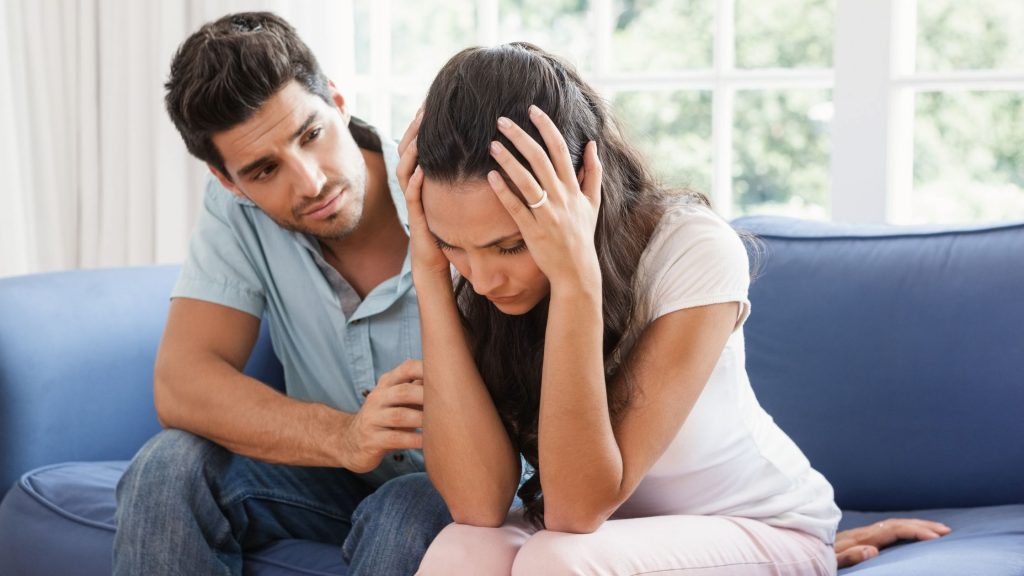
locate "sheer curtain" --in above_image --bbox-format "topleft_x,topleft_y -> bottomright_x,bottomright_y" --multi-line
0,0 -> 353,278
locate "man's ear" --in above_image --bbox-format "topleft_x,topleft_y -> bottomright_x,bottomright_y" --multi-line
208,165 -> 247,200
327,79 -> 350,125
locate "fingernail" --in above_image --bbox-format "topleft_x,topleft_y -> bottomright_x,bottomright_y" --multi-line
416,106 -> 424,121
490,140 -> 504,155
487,170 -> 501,184
497,117 -> 511,129
413,165 -> 421,176
529,105 -> 540,117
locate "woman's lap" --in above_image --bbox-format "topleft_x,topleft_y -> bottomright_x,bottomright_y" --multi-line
419,512 -> 835,576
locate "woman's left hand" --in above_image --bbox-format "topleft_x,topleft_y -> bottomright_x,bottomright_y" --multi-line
487,105 -> 603,292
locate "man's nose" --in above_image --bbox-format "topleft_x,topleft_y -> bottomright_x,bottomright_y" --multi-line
293,157 -> 326,198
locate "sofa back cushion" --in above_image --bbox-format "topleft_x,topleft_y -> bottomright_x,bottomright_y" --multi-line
731,217 -> 1024,511
0,265 -> 284,490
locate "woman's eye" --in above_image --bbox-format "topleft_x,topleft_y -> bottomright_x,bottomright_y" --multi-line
499,242 -> 526,256
433,237 -> 454,252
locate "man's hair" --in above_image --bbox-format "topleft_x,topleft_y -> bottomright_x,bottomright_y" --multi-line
165,12 -> 378,178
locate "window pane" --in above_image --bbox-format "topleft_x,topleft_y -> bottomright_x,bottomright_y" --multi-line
735,0 -> 834,69
733,90 -> 831,219
610,0 -> 713,72
392,0 -> 477,79
917,0 -> 1024,72
612,91 -> 712,194
910,92 -> 1024,224
499,0 -> 592,72
353,0 -> 372,75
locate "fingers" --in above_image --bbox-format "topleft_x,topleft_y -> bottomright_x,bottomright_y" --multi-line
526,105 -> 575,186
580,140 -> 602,208
494,118 -> 558,205
890,519 -> 950,543
397,138 -> 418,192
382,381 -> 424,408
836,545 -> 878,569
378,358 -> 424,388
397,107 -> 423,192
371,406 -> 423,430
487,170 -> 535,229
398,106 -> 423,156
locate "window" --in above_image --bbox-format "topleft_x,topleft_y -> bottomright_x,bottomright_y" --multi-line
344,0 -> 1023,224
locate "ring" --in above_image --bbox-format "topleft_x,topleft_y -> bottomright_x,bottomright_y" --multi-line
528,189 -> 548,209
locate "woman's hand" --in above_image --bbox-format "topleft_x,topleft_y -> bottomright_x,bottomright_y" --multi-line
397,110 -> 452,282
487,105 -> 603,293
835,518 -> 951,567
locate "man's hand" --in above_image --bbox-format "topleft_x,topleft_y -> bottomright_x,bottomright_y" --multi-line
339,359 -> 424,473
835,518 -> 951,568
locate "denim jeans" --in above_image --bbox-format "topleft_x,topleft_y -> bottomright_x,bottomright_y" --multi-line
113,429 -> 451,575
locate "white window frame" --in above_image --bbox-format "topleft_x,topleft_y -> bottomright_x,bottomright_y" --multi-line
345,0 -> 1024,224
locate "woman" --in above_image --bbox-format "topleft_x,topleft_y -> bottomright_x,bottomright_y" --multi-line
397,42 -> 945,575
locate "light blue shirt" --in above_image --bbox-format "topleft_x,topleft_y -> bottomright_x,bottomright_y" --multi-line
172,137 -> 423,486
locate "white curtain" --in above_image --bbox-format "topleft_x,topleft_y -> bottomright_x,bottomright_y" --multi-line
0,0 -> 354,278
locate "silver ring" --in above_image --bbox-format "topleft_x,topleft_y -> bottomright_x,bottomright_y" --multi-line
527,189 -> 548,209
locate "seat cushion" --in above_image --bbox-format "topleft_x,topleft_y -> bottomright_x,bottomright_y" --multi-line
837,506 -> 1024,575
0,461 -> 347,576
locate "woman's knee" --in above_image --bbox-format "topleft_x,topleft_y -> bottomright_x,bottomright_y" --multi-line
418,522 -> 526,575
512,531 -> 593,576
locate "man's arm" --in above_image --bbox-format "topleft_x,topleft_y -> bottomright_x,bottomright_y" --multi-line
154,297 -> 423,470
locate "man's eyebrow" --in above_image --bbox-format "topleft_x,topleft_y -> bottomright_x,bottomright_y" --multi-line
236,112 -> 320,178
430,230 -> 523,249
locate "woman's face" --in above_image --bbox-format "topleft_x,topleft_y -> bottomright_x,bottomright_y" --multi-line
421,177 -> 550,315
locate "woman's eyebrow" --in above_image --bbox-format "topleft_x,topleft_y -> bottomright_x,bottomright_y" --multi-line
429,230 -> 522,249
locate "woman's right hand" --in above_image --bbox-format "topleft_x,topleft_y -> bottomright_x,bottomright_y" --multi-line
397,110 -> 453,282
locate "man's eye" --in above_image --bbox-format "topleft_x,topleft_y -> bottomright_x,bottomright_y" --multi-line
304,127 -> 323,143
254,165 -> 277,181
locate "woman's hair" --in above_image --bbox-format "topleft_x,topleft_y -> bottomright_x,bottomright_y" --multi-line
417,42 -> 707,527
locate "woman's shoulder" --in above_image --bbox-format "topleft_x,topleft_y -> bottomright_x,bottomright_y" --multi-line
643,201 -> 748,272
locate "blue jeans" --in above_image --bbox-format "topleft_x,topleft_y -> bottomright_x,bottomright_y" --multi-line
113,429 -> 451,575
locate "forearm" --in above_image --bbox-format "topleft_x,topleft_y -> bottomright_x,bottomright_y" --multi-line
419,274 -> 519,525
155,354 -> 351,467
539,283 -> 624,531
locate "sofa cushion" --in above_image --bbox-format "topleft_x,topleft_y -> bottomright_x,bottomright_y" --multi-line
0,461 -> 347,576
837,507 -> 1024,575
732,217 -> 1024,511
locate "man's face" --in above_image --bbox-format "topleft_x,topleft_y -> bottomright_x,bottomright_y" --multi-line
210,81 -> 368,240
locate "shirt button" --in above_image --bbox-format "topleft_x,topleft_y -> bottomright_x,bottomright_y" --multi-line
361,389 -> 370,398
393,453 -> 405,463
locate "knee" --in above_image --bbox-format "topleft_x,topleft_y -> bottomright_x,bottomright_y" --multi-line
419,523 -> 516,575
512,531 -> 591,576
355,473 -> 452,536
116,429 -> 223,504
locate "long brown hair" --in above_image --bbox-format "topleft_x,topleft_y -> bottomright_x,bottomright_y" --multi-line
417,43 -> 707,526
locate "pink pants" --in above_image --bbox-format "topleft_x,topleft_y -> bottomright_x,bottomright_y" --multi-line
417,512 -> 836,576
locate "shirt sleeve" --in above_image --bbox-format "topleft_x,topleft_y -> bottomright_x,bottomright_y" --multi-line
171,176 -> 267,318
646,207 -> 751,331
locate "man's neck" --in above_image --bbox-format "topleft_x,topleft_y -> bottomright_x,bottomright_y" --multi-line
319,148 -> 408,299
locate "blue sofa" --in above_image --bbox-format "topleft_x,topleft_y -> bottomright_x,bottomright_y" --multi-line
1,216 -> 1022,575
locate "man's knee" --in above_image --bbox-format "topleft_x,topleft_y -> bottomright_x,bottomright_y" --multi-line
117,429 -> 224,505
355,473 -> 451,532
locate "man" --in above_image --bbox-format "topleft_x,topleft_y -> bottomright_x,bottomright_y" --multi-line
115,10 -> 947,575
113,12 -> 447,576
